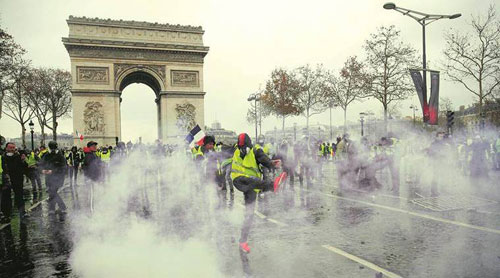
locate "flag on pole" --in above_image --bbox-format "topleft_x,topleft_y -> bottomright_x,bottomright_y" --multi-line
185,124 -> 205,147
409,69 -> 429,123
76,130 -> 84,141
428,71 -> 440,125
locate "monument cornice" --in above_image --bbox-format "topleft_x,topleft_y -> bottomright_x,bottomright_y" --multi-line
71,89 -> 121,96
62,37 -> 209,53
67,16 -> 204,34
159,91 -> 206,98
64,43 -> 206,63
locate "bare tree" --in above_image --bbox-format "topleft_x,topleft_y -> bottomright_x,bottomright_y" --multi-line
0,27 -> 26,119
440,97 -> 454,115
2,58 -> 34,148
442,5 -> 500,116
24,68 -> 52,145
364,25 -> 418,131
261,68 -> 303,132
295,64 -> 327,132
325,57 -> 369,132
39,68 -> 72,141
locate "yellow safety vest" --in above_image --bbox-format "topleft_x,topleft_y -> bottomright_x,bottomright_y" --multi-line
191,146 -> 204,159
231,146 -> 262,181
39,149 -> 48,159
263,143 -> 271,155
101,151 -> 111,163
26,152 -> 38,167
318,144 -> 324,156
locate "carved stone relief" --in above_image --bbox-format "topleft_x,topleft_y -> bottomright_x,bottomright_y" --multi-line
175,102 -> 196,132
171,70 -> 199,87
84,101 -> 105,134
77,67 -> 109,83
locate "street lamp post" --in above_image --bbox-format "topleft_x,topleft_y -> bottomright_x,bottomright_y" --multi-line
247,93 -> 261,142
383,3 -> 461,123
409,105 -> 418,127
359,112 -> 366,137
329,102 -> 337,141
29,120 -> 35,151
293,123 -> 297,142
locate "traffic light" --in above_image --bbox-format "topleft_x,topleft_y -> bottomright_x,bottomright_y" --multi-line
446,110 -> 455,128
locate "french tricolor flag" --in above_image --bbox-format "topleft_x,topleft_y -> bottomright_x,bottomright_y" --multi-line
185,124 -> 205,147
75,130 -> 84,141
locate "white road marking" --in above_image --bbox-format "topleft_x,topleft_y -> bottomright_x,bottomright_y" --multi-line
337,186 -> 409,201
322,244 -> 403,278
266,218 -> 288,227
254,210 -> 267,219
308,189 -> 500,235
236,203 -> 288,226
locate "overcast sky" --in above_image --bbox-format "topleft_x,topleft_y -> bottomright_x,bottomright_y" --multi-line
0,0 -> 497,143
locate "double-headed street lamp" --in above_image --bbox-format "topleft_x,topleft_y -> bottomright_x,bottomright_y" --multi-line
29,120 -> 35,151
247,93 -> 261,142
383,3 -> 461,123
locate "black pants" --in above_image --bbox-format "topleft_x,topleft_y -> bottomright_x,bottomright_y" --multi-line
28,168 -> 43,191
1,179 -> 25,217
69,166 -> 78,186
47,176 -> 66,212
284,166 -> 295,190
233,176 -> 273,243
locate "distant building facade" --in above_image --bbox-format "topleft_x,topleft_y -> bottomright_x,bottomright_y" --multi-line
6,133 -> 75,150
205,122 -> 237,145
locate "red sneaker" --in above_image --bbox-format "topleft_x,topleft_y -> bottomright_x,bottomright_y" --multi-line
274,172 -> 287,193
239,242 -> 250,253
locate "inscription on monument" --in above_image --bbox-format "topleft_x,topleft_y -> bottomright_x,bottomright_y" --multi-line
69,24 -> 203,45
171,70 -> 199,87
77,67 -> 109,84
84,101 -> 105,134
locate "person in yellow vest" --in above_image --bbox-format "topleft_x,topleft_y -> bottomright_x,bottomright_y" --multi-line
26,149 -> 43,193
100,147 -> 111,181
191,144 -> 204,160
38,145 -> 48,160
231,133 -> 281,253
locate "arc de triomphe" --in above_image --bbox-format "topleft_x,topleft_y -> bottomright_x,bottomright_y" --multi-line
62,16 -> 209,146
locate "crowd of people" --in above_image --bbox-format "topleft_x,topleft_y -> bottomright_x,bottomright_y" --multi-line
0,129 -> 499,253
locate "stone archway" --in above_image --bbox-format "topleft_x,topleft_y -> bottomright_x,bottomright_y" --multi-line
63,16 -> 209,146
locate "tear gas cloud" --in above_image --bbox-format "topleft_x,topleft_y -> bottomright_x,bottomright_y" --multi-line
67,121 -> 499,277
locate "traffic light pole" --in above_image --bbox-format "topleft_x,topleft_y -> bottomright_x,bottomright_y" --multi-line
446,110 -> 455,135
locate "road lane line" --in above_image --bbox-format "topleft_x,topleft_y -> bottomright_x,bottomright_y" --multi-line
308,189 -> 500,235
336,186 -> 409,201
322,244 -> 403,278
266,218 -> 288,227
254,210 -> 267,219
236,203 -> 288,226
